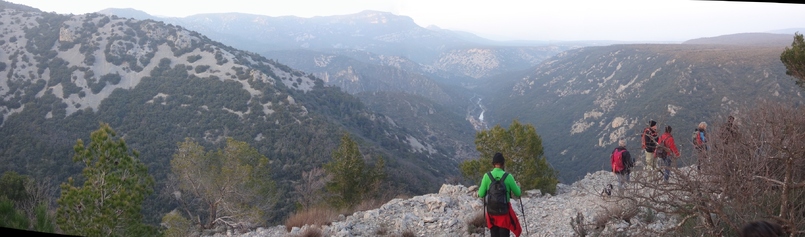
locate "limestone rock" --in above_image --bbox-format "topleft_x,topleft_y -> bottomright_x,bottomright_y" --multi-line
222,170 -> 682,236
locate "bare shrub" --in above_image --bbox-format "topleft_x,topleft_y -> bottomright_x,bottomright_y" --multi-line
638,207 -> 656,224
591,212 -> 608,231
292,168 -> 330,210
394,193 -> 412,200
284,207 -> 341,231
375,222 -> 389,236
466,210 -> 486,234
400,230 -> 416,237
570,211 -> 589,237
296,227 -> 323,237
587,198 -> 639,235
612,101 -> 805,236
703,101 -> 805,236
352,198 -> 385,213
20,176 -> 55,231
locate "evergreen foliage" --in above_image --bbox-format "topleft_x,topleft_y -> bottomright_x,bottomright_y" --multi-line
0,171 -> 55,232
56,123 -> 156,237
0,197 -> 29,230
460,120 -> 559,194
324,133 -> 385,209
160,210 -> 192,237
781,32 -> 805,87
33,203 -> 54,233
0,171 -> 29,203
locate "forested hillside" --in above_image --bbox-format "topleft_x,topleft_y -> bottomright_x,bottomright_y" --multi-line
0,5 -> 461,225
486,43 -> 805,182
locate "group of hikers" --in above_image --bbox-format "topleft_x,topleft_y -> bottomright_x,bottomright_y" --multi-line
610,119 -> 714,189
474,117 -> 772,237
472,119 -> 717,237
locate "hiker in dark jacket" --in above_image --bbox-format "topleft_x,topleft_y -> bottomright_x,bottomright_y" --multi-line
740,220 -> 785,237
641,120 -> 659,171
720,116 -> 738,145
611,139 -> 632,189
694,122 -> 708,170
478,153 -> 522,237
657,126 -> 680,182
719,116 -> 740,175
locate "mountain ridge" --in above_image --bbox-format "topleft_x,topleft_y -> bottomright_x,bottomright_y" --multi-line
682,32 -> 794,47
487,43 -> 804,182
0,6 -> 466,224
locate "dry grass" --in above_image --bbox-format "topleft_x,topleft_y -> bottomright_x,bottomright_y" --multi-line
400,230 -> 416,237
285,198 -> 393,233
352,198 -> 385,213
295,227 -> 323,237
593,200 -> 639,230
284,207 -> 341,231
571,211 -> 590,237
466,210 -> 486,234
375,222 -> 389,236
591,211 -> 608,230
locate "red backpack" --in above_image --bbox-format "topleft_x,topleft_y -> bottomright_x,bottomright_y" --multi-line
611,149 -> 625,172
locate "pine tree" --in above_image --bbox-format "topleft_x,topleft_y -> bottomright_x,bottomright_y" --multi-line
460,120 -> 559,194
0,171 -> 29,203
323,133 -> 384,209
0,197 -> 28,230
56,123 -> 155,237
781,32 -> 805,87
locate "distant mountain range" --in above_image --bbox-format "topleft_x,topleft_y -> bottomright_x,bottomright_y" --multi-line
683,32 -> 794,46
766,27 -> 805,35
99,9 -> 489,63
95,8 -> 581,144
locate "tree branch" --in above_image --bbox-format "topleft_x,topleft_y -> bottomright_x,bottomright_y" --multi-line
753,175 -> 785,186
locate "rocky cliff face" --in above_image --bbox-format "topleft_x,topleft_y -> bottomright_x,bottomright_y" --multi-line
227,169 -> 681,237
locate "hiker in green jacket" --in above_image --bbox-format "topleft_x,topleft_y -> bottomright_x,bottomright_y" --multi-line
478,153 -> 523,237
478,153 -> 523,203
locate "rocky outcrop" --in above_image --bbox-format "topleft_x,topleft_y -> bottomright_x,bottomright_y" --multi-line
228,170 -> 681,237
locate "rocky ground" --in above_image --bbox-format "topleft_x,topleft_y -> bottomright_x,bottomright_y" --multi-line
216,168 -> 684,237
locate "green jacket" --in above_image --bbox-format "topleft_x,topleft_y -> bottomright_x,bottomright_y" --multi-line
477,167 -> 522,201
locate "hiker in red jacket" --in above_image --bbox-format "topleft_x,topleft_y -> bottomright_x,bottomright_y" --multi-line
611,139 -> 633,190
657,126 -> 680,182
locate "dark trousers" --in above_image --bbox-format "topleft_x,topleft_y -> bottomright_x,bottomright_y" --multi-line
490,226 -> 510,237
660,157 -> 672,181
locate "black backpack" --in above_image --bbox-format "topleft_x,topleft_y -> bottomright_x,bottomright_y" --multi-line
656,136 -> 669,158
485,172 -> 510,215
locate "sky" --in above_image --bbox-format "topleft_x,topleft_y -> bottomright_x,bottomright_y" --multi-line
6,0 -> 805,42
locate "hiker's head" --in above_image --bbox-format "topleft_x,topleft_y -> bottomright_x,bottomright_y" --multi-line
618,139 -> 626,147
698,122 -> 707,130
665,125 -> 672,133
728,115 -> 735,123
649,120 -> 657,128
492,152 -> 505,167
740,220 -> 784,237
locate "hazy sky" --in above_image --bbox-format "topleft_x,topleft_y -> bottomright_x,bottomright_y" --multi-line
7,0 -> 805,42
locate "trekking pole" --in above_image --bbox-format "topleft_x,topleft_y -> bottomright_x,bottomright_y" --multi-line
519,197 -> 529,236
